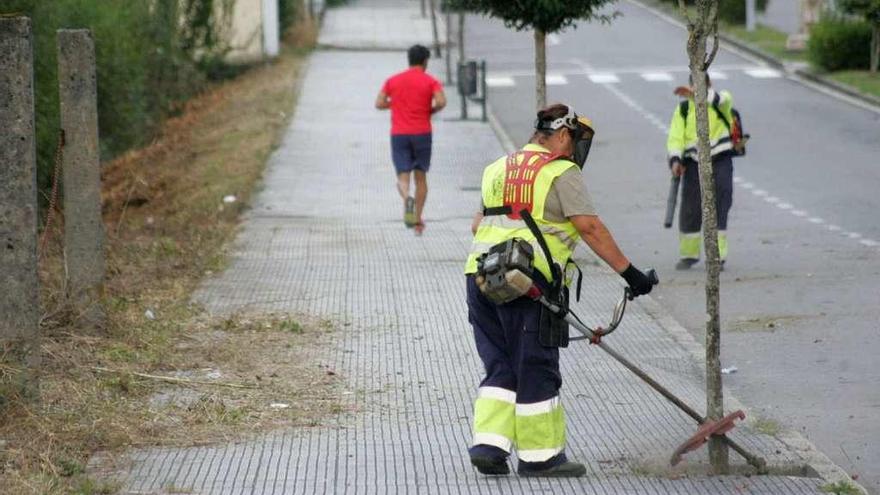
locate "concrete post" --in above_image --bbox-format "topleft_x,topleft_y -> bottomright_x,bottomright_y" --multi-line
57,29 -> 105,327
262,0 -> 280,58
746,0 -> 757,31
0,17 -> 40,397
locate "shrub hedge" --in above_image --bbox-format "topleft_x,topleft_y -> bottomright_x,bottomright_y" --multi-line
656,0 -> 768,24
1,0 -> 300,200
808,14 -> 872,71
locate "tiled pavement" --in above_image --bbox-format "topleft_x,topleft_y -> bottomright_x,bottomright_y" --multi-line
92,1 -> 850,493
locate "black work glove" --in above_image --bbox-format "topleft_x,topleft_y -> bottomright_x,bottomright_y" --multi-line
620,264 -> 655,300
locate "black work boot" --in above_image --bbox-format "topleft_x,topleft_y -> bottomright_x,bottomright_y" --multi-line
471,456 -> 510,475
518,461 -> 587,478
675,258 -> 699,270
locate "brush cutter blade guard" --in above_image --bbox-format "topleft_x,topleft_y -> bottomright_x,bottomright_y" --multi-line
670,410 -> 746,466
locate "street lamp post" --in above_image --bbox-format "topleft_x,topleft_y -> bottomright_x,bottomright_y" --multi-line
746,0 -> 756,32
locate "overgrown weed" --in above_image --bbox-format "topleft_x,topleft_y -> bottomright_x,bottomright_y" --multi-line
1,31 -> 341,493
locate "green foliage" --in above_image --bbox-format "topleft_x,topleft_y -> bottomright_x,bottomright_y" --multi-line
838,0 -> 880,24
819,481 -> 862,495
279,0 -> 300,34
445,0 -> 617,33
0,0 -> 234,200
808,14 -> 872,71
717,0 -> 769,24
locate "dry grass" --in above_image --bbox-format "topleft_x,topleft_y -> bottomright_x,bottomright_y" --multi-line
0,21 -> 335,494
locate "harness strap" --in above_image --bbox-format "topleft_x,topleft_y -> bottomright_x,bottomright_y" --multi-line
566,259 -> 584,302
520,208 -> 562,291
483,206 -> 512,216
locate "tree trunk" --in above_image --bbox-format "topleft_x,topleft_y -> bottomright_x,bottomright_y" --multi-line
871,24 -> 879,73
420,0 -> 426,18
428,0 -> 441,57
534,29 -> 547,110
683,0 -> 728,475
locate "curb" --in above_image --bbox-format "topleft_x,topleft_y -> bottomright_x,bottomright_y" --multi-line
630,0 -> 880,116
485,74 -> 868,494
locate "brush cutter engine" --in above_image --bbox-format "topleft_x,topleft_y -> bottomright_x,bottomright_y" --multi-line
475,239 -> 536,304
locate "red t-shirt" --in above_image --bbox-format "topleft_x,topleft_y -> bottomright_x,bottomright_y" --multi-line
381,68 -> 442,135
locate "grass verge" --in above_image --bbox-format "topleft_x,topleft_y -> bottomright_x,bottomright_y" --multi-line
0,17 -> 343,494
723,23 -> 808,63
827,70 -> 880,100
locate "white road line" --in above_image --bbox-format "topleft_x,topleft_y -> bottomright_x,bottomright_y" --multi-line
626,0 -> 880,117
745,68 -> 783,79
546,74 -> 569,86
640,72 -> 673,82
589,73 -> 621,84
565,56 -> 875,253
708,70 -> 728,80
547,33 -> 561,46
485,76 -> 516,88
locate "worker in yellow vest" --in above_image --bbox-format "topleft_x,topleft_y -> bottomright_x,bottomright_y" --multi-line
464,104 -> 655,477
667,74 -> 737,269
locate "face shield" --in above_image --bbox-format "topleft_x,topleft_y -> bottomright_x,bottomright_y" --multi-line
535,106 -> 595,169
571,116 -> 594,169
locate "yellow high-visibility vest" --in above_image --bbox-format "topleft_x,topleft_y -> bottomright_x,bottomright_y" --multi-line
465,144 -> 580,283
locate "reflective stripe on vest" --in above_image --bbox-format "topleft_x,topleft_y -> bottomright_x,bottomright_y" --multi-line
464,145 -> 580,282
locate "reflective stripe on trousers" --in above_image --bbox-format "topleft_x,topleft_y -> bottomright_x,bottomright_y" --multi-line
679,230 -> 728,260
472,387 -> 565,460
467,275 -> 566,464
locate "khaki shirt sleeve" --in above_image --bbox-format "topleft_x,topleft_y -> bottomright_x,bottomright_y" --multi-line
543,168 -> 596,222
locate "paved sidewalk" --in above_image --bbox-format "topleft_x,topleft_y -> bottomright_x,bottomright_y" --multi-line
96,1 -> 848,493
318,0 -> 445,50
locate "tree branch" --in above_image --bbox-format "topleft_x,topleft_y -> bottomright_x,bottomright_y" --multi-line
704,24 -> 719,69
677,0 -> 693,25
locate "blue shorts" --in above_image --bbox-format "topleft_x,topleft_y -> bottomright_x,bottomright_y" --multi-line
391,133 -> 432,174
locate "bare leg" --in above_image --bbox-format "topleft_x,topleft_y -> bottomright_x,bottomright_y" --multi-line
414,170 -> 428,224
397,172 -> 411,200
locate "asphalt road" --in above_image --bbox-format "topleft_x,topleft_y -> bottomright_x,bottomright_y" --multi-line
461,1 -> 880,492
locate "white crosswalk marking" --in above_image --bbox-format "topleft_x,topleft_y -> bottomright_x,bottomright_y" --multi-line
546,74 -> 568,86
485,76 -> 516,88
589,73 -> 620,84
640,72 -> 673,82
708,70 -> 728,80
745,68 -> 782,79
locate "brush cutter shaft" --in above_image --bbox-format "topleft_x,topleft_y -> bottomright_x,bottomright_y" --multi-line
537,295 -> 768,472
